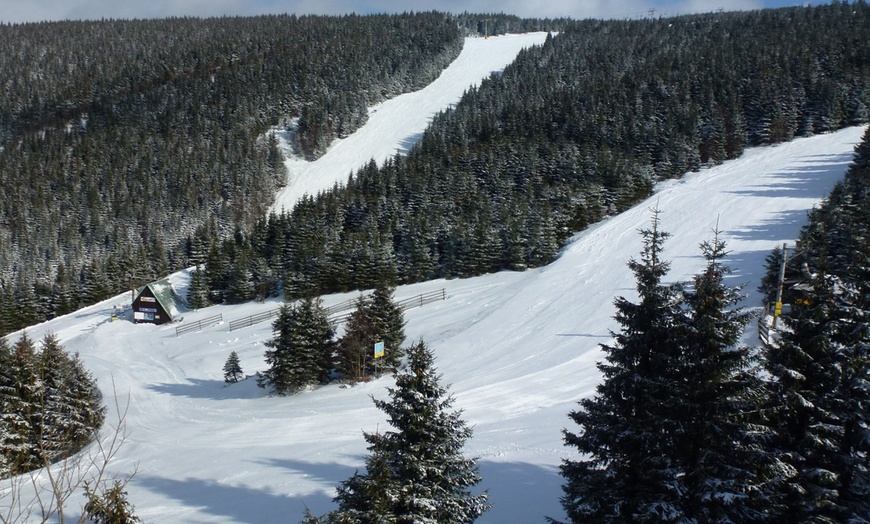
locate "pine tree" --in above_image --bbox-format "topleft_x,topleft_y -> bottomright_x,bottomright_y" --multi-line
187,265 -> 210,310
0,333 -> 41,475
38,333 -> 104,462
764,268 -> 870,522
558,210 -> 688,523
366,281 -> 406,372
336,296 -> 379,382
674,231 -> 783,521
258,298 -> 335,395
223,351 -> 244,383
314,340 -> 489,524
0,335 -> 17,478
84,479 -> 142,524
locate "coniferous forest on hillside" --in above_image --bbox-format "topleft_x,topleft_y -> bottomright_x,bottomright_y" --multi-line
1,4 -> 870,522
1,5 -> 869,335
198,3 -> 870,306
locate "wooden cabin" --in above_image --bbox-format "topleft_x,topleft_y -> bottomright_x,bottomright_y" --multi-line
132,278 -> 179,325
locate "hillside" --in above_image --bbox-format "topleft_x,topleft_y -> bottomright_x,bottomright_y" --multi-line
4,38 -> 865,519
3,7 -> 870,522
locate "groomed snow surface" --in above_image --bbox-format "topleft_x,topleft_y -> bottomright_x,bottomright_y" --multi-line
5,31 -> 868,523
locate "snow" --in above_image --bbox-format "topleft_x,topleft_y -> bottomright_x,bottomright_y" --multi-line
3,30 -> 868,523
269,33 -> 549,213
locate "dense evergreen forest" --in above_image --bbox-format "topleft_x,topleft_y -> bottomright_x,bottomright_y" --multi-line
0,12 -> 469,335
2,5 -> 870,336
195,3 -> 870,306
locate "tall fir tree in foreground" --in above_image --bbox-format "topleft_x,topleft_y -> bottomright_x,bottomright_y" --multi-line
558,214 -> 785,522
674,230 -> 784,521
258,297 -> 335,395
558,210 -> 688,522
306,340 -> 489,524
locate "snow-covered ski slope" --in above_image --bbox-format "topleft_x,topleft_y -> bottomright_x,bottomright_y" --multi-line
270,33 -> 549,213
5,31 -> 868,523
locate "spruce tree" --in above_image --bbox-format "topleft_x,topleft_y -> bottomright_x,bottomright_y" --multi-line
187,265 -> 210,310
336,296 -> 379,382
38,333 -> 105,461
314,340 -> 489,524
84,479 -> 142,524
223,351 -> 244,383
558,210 -> 688,523
336,285 -> 406,382
1,333 -> 41,475
258,298 -> 335,395
366,281 -> 406,372
674,231 -> 783,521
0,335 -> 19,478
764,269 -> 870,522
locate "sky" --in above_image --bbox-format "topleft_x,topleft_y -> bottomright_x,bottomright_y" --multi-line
0,0 -> 821,25
2,30 -> 866,523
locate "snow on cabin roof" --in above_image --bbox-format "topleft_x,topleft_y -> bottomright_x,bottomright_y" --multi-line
138,278 -> 181,319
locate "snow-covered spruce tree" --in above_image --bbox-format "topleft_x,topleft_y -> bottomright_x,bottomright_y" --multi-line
763,250 -> 870,520
38,333 -> 105,462
0,333 -> 41,475
258,297 -> 336,395
336,296 -> 378,382
187,264 -> 210,310
223,351 -> 244,383
366,281 -> 406,372
557,210 -> 689,523
1,333 -> 104,479
336,284 -> 406,382
309,340 -> 489,524
0,334 -> 23,478
673,231 -> 785,521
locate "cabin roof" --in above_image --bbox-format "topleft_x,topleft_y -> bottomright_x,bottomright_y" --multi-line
137,278 -> 180,319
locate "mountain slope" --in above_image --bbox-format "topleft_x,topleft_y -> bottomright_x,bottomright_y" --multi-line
2,31 -> 866,523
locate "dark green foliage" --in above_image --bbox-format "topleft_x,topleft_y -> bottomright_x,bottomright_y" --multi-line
223,351 -> 244,384
0,333 -> 105,478
84,479 -> 141,524
336,297 -> 379,383
558,216 -> 781,522
365,282 -> 406,371
312,340 -> 489,524
38,334 -> 105,462
0,12 -> 466,336
673,232 -> 783,521
336,284 -> 405,382
187,265 -> 210,310
761,127 -> 870,521
258,298 -> 336,395
559,211 -> 688,522
206,4 -> 870,304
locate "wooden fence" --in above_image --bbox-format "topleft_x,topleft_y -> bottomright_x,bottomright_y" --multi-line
175,313 -> 223,337
329,289 -> 447,325
228,307 -> 283,332
227,289 -> 446,332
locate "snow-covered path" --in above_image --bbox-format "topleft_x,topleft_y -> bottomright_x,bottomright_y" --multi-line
270,33 -> 549,213
3,29 -> 866,524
